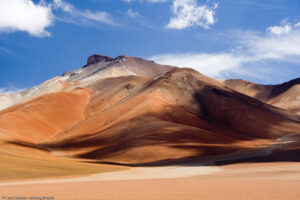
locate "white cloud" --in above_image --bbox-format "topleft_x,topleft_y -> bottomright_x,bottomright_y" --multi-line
0,46 -> 12,55
0,0 -> 53,37
150,53 -> 243,77
79,11 -> 115,25
53,0 -> 73,13
0,0 -> 116,37
125,0 -> 218,30
267,22 -> 291,36
166,0 -> 218,30
53,0 -> 116,26
126,9 -> 141,19
244,31 -> 300,60
149,0 -> 168,2
248,21 -> 300,62
150,21 -> 300,79
123,0 -> 168,3
295,22 -> 300,27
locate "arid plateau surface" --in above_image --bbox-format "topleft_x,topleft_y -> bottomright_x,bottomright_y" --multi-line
0,54 -> 300,200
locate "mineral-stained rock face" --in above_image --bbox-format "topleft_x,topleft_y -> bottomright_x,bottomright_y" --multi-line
0,88 -> 91,143
222,78 -> 300,115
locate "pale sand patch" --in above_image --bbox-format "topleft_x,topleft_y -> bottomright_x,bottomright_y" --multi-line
0,166 -> 222,186
91,166 -> 222,180
0,162 -> 300,200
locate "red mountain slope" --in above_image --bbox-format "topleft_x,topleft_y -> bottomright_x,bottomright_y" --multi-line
222,78 -> 300,114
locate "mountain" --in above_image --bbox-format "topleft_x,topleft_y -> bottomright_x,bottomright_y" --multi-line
221,78 -> 300,114
0,55 -> 174,111
0,55 -> 299,165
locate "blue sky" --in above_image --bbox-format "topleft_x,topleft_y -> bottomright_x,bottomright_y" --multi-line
0,0 -> 300,91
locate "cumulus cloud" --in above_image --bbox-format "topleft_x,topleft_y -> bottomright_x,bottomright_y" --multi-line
166,0 -> 218,30
124,0 -> 218,30
0,0 -> 116,37
0,0 -> 53,37
267,21 -> 291,36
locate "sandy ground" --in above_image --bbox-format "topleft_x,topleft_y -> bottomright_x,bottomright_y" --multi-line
0,145 -> 125,181
0,166 -> 222,186
1,134 -> 300,200
0,162 -> 300,200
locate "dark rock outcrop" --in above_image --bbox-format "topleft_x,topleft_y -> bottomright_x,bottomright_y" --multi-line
87,55 -> 113,65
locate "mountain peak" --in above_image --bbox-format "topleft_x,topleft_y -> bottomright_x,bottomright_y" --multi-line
74,54 -> 174,81
86,54 -> 113,65
86,54 -> 133,66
